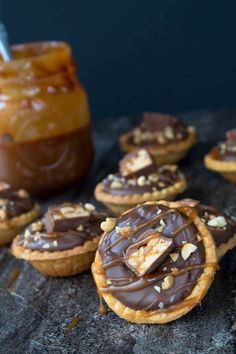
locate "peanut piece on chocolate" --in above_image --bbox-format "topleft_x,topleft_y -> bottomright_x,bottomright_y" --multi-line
119,149 -> 155,178
181,243 -> 197,260
161,275 -> 174,290
125,231 -> 174,276
101,218 -> 116,232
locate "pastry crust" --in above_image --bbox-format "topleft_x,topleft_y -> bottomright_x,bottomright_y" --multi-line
119,129 -> 196,165
204,153 -> 236,183
92,200 -> 218,324
217,233 -> 236,259
11,235 -> 101,277
0,204 -> 40,246
94,178 -> 187,215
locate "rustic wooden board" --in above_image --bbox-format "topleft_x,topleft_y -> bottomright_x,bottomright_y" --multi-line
0,110 -> 235,354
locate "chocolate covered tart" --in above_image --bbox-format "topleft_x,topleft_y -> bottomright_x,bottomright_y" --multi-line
12,202 -> 107,276
92,201 -> 218,324
204,128 -> 236,182
95,149 -> 187,214
0,182 -> 40,245
119,112 -> 196,165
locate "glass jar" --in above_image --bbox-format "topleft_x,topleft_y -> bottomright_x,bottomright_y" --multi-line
0,41 -> 93,195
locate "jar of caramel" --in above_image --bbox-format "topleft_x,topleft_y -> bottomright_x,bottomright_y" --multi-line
0,41 -> 93,195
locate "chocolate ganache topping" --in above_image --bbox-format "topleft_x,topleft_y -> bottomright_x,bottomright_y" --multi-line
215,128 -> 236,161
0,182 -> 33,221
198,204 -> 236,246
18,203 -> 107,251
102,150 -> 184,196
128,112 -> 191,147
98,203 -> 206,311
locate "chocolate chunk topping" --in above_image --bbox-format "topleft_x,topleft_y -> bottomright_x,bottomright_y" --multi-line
198,204 -> 236,246
45,204 -> 90,233
18,203 -> 108,251
98,203 -> 205,311
128,112 -> 189,147
119,149 -> 155,178
125,229 -> 174,276
143,112 -> 176,132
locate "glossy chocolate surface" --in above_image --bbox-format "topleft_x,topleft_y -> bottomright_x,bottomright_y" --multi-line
0,184 -> 33,219
102,165 -> 183,196
128,112 -> 189,147
98,203 -> 205,311
198,204 -> 236,246
18,203 -> 107,251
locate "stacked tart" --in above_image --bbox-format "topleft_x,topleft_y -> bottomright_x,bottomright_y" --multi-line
0,182 -> 40,245
95,149 -> 187,214
92,200 -> 218,324
12,202 -> 107,276
119,112 -> 196,164
204,128 -> 236,182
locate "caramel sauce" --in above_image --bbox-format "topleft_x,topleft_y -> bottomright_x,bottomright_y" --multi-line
66,317 -> 79,330
0,125 -> 93,196
99,297 -> 108,315
6,268 -> 21,290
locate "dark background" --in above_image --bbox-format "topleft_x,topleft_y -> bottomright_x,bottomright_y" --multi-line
1,0 -> 236,120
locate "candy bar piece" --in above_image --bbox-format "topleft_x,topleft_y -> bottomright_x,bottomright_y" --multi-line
119,149 -> 155,178
226,128 -> 236,142
44,204 -> 90,233
143,112 -> 176,132
125,229 -> 174,276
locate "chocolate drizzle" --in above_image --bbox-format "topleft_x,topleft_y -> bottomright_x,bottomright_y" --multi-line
98,203 -> 207,311
17,203 -> 107,251
214,128 -> 236,161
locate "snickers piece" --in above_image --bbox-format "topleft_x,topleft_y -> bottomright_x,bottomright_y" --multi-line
226,128 -> 236,142
44,204 -> 90,233
125,229 -> 174,276
143,112 -> 176,132
119,149 -> 156,178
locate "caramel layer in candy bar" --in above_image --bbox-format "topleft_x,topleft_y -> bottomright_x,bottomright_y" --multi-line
125,229 -> 174,276
119,150 -> 155,178
143,112 -> 175,132
44,204 -> 90,233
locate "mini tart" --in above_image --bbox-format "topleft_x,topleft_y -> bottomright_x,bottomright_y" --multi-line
11,202 -> 107,277
95,165 -> 187,215
198,204 -> 236,259
204,129 -> 236,182
0,182 -> 40,245
92,200 -> 218,324
119,112 -> 196,165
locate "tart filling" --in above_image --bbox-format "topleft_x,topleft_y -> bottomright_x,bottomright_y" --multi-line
0,182 -> 34,221
211,128 -> 236,161
16,203 -> 107,251
102,150 -> 185,196
127,112 -> 193,147
98,203 -> 207,311
198,204 -> 236,247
